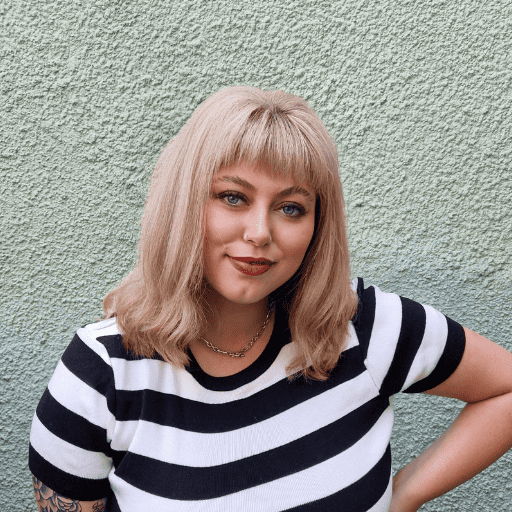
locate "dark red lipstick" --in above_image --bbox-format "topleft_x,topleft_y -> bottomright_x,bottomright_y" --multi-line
230,257 -> 274,264
229,256 -> 275,276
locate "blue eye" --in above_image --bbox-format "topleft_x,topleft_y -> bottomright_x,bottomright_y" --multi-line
222,193 -> 243,205
282,204 -> 305,217
217,191 -> 305,217
217,191 -> 245,206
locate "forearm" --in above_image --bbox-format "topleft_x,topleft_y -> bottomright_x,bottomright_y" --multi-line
32,475 -> 107,512
392,391 -> 512,510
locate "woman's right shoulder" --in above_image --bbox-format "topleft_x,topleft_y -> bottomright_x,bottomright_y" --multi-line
66,317 -> 126,364
74,317 -> 156,363
79,317 -> 121,339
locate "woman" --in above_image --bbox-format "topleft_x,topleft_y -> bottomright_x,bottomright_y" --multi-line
30,86 -> 512,512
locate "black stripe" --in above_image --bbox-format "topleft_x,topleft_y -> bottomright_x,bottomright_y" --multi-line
29,444 -> 111,501
114,345 -> 366,431
61,334 -> 116,414
36,389 -> 113,456
352,279 -> 375,362
96,334 -> 164,361
351,277 -> 365,325
114,394 -> 390,500
112,450 -> 127,469
107,492 -> 121,512
379,296 -> 426,396
405,316 -> 466,393
285,444 -> 391,511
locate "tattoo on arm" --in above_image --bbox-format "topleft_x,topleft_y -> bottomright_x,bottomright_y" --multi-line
92,499 -> 107,512
32,475 -> 107,512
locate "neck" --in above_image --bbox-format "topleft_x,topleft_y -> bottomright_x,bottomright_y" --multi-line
199,290 -> 273,352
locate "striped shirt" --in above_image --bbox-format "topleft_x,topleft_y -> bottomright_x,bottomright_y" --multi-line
29,278 -> 465,511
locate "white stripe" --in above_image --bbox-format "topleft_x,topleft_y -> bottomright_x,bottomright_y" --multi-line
109,407 -> 394,512
403,304 -> 448,391
48,360 -> 116,440
79,317 -> 118,336
109,343 -> 296,402
364,286 -> 402,389
109,420 -> 139,453
346,321 -> 360,350
113,370 -> 379,466
77,322 -> 115,366
30,413 -> 112,479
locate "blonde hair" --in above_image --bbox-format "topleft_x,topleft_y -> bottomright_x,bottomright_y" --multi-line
103,86 -> 358,381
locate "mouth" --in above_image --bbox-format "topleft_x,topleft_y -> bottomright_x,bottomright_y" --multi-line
228,256 -> 275,276
230,256 -> 275,265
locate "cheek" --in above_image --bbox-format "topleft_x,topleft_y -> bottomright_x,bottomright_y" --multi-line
205,207 -> 235,245
283,223 -> 315,260
206,208 -> 229,244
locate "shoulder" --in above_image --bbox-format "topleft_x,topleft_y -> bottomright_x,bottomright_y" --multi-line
57,318 -> 137,389
351,277 -> 448,343
79,317 -> 121,345
72,318 -> 171,394
55,318 -> 120,371
350,278 -> 465,395
350,278 -> 404,353
76,317 -> 156,362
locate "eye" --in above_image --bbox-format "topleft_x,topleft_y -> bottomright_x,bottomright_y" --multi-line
281,203 -> 306,217
217,191 -> 246,206
216,191 -> 306,217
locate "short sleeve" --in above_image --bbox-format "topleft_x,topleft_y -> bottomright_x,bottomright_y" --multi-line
352,278 -> 466,397
29,330 -> 116,501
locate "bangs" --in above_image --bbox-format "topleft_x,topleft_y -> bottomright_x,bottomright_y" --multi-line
209,106 -> 326,192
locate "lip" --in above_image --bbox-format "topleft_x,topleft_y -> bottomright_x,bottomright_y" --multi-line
230,256 -> 275,264
228,256 -> 274,276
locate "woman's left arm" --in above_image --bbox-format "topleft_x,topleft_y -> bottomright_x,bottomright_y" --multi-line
389,327 -> 512,512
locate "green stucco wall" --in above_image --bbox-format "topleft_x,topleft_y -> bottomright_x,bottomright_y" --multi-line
2,0 -> 511,510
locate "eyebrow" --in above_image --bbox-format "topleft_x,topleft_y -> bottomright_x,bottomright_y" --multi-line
215,175 -> 315,203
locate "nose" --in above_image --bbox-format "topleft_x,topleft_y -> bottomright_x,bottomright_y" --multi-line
243,209 -> 273,246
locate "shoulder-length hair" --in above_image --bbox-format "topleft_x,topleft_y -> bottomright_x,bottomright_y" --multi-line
103,86 -> 358,381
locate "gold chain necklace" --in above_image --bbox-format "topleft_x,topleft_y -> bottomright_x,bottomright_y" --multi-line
199,303 -> 275,358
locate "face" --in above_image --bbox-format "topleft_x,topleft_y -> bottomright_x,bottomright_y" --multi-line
203,161 -> 316,306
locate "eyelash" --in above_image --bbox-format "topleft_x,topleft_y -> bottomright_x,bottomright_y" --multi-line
216,191 -> 307,217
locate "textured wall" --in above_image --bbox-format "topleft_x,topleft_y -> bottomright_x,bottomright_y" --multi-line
2,0 -> 511,510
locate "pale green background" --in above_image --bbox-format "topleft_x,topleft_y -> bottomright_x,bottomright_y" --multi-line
2,0 -> 511,510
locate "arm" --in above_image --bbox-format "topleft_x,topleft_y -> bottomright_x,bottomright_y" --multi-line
32,475 -> 107,512
389,327 -> 512,512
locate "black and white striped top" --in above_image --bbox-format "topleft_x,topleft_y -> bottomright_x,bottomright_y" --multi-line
29,278 -> 465,511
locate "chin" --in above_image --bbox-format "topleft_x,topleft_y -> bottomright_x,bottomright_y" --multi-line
225,292 -> 270,306
203,282 -> 268,306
